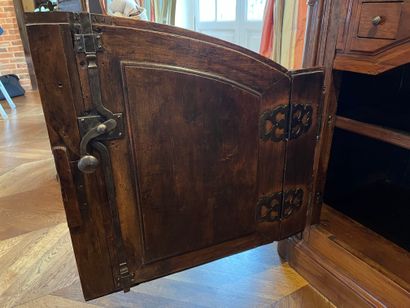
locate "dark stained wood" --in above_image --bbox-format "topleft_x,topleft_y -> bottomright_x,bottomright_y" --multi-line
333,40 -> 410,74
26,21 -> 116,300
25,12 -> 323,300
302,0 -> 326,68
278,238 -> 372,307
335,115 -> 410,150
95,13 -> 291,293
52,147 -> 83,228
357,2 -> 402,40
280,69 -> 323,238
335,0 -> 352,52
124,65 -> 261,262
304,0 -> 342,225
283,0 -> 410,306
1,92 -> 334,307
278,208 -> 410,306
321,205 -> 410,291
334,0 -> 410,74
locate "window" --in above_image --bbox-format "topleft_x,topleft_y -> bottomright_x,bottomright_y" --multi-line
199,0 -> 215,22
199,0 -> 237,22
247,0 -> 266,21
195,0 -> 267,52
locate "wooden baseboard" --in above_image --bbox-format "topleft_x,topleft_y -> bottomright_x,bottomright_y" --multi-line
279,208 -> 410,307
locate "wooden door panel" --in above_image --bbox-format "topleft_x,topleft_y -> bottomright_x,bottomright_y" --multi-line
123,64 -> 260,262
25,12 -> 322,300
280,70 -> 324,239
94,14 -> 292,282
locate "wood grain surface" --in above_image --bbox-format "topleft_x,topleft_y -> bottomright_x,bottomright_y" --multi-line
333,0 -> 410,74
0,93 -> 334,307
280,206 -> 410,307
25,12 -> 323,299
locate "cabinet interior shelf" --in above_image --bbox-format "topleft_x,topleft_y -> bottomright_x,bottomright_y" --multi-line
335,116 -> 410,150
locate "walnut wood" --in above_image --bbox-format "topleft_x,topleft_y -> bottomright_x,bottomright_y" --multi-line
0,93 -> 333,307
280,70 -> 323,238
302,0 -> 326,67
26,21 -> 116,300
52,147 -> 83,228
304,0 -> 342,225
25,12 -> 323,300
278,238 -> 373,307
335,115 -> 410,150
279,208 -> 410,306
333,40 -> 410,74
335,0 -> 352,52
357,2 -> 402,40
334,0 -> 410,74
291,1 -> 410,305
321,205 -> 410,291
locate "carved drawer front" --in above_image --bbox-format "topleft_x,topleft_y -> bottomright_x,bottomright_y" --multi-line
357,2 -> 402,40
334,0 -> 410,74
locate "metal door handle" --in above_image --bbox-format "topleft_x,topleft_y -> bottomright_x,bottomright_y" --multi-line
77,118 -> 117,173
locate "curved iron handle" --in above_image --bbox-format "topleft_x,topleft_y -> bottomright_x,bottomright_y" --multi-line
77,118 -> 117,173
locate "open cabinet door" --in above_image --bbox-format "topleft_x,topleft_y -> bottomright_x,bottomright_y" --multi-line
25,12 -> 323,300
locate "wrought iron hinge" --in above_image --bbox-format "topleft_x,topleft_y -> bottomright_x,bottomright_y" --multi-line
116,262 -> 135,292
315,191 -> 323,206
72,13 -> 132,294
74,32 -> 103,53
256,188 -> 304,222
72,13 -> 103,54
71,13 -> 124,172
259,104 -> 313,142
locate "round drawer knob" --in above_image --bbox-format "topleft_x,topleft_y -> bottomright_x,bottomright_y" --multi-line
372,16 -> 382,26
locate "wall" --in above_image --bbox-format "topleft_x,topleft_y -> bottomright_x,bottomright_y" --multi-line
0,0 -> 31,90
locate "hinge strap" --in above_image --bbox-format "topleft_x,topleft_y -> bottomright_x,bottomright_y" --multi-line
72,13 -> 132,292
259,104 -> 313,142
256,188 -> 304,222
92,141 -> 135,292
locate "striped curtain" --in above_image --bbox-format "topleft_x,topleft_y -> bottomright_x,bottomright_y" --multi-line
150,0 -> 177,25
259,0 -> 307,69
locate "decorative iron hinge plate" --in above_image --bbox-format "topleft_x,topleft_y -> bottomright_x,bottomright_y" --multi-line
116,262 -> 135,292
78,113 -> 124,140
72,14 -> 132,293
72,13 -> 103,53
256,188 -> 304,222
74,33 -> 103,53
259,104 -> 313,142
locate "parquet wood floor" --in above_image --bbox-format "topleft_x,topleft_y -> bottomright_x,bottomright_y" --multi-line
0,93 -> 334,307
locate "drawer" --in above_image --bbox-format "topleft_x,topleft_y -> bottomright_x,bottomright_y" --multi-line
357,2 -> 403,40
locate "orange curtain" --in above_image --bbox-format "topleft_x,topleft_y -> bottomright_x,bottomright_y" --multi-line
259,0 -> 275,58
150,0 -> 156,21
259,0 -> 307,69
293,0 -> 307,68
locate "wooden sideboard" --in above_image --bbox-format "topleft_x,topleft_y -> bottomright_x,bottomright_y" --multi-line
23,1 -> 409,305
279,0 -> 410,306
